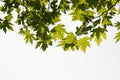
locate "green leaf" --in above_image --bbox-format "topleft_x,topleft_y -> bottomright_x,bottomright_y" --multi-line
16,8 -> 21,13
95,35 -> 102,45
78,0 -> 86,4
23,29 -> 35,44
51,24 -> 66,40
98,6 -> 106,14
52,16 -> 61,23
0,19 -> 13,33
57,32 -> 76,51
59,0 -> 70,13
91,27 -> 107,45
41,43 -> 48,51
35,41 -> 42,49
19,28 -> 24,35
116,22 -> 120,30
93,19 -> 100,27
86,10 -> 95,17
101,32 -> 107,40
70,9 -> 85,21
9,0 -> 13,4
111,0 -> 117,4
118,8 -> 120,14
115,32 -> 120,43
76,37 -> 90,52
64,32 -> 76,44
102,18 -> 112,26
5,14 -> 12,21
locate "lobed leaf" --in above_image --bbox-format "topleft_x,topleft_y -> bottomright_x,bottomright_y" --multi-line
76,37 -> 90,52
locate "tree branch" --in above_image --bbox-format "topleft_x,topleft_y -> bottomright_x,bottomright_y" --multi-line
96,0 -> 119,18
87,0 -> 119,27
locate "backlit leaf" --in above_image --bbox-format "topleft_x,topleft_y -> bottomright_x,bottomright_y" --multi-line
51,24 -> 66,40
76,37 -> 90,52
64,32 -> 76,44
115,32 -> 120,43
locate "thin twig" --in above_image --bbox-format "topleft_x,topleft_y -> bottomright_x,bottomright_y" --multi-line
96,0 -> 119,18
86,0 -> 119,27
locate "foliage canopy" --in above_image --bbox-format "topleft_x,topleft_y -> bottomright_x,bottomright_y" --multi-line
0,0 -> 120,52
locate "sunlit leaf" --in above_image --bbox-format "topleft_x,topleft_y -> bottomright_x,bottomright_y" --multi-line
64,32 -> 76,44
115,32 -> 120,43
51,24 -> 66,40
91,27 -> 107,45
116,22 -> 120,30
76,37 -> 90,52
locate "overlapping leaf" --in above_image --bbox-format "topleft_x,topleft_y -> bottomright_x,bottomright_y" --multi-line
50,24 -> 66,40
0,0 -> 120,52
91,27 -> 107,45
76,37 -> 90,52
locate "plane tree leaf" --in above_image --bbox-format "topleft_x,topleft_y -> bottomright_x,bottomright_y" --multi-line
58,32 -> 76,51
50,24 -> 66,40
76,37 -> 90,52
115,22 -> 120,30
91,27 -> 107,45
115,32 -> 120,43
115,22 -> 120,43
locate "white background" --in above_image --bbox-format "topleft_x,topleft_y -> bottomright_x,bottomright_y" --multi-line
0,4 -> 120,80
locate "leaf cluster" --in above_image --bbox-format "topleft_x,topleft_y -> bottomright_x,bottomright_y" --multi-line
0,0 -> 120,52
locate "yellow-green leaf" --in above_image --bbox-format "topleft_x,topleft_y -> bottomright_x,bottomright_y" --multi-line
76,37 -> 90,52
65,32 -> 76,44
